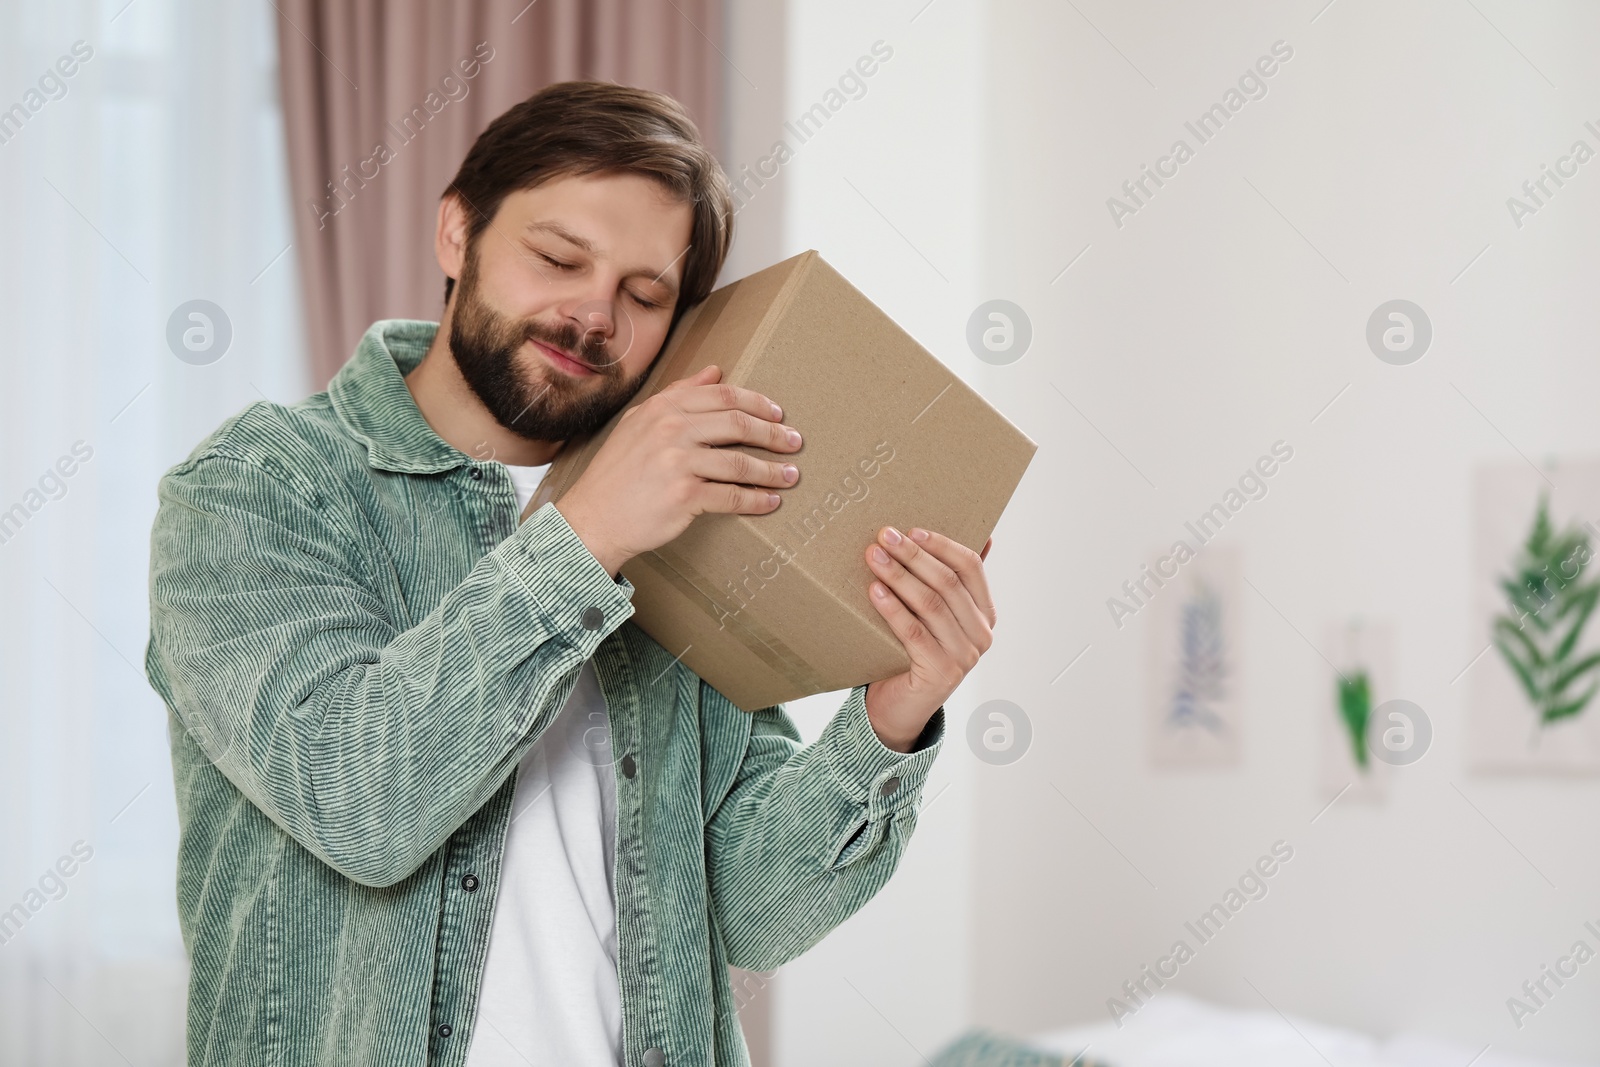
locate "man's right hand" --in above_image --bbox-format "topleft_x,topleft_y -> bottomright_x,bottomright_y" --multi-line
554,364 -> 803,577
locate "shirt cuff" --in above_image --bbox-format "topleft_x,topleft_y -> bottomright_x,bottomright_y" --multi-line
820,684 -> 945,818
502,500 -> 637,660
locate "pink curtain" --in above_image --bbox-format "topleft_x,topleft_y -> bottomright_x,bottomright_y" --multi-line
275,0 -> 726,388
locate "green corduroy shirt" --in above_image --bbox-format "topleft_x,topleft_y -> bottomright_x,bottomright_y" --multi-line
144,318 -> 946,1067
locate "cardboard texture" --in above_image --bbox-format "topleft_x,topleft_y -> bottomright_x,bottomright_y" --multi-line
521,249 -> 1037,711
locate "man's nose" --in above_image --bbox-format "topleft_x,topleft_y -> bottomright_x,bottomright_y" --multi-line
568,297 -> 631,369
578,302 -> 614,343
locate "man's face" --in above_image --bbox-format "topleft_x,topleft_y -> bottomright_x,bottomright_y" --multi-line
446,171 -> 694,447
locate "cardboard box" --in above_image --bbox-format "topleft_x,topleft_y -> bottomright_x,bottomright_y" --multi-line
522,249 -> 1037,711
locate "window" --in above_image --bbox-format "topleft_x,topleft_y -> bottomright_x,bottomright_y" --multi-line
0,1 -> 306,1060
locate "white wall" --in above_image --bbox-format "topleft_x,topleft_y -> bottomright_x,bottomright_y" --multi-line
751,1 -> 990,1064
0,2 -> 307,1063
720,0 -> 787,288
730,1 -> 1600,1061
973,0 -> 1600,1059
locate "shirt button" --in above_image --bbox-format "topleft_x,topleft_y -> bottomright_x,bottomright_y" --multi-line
461,873 -> 479,892
469,467 -> 483,480
621,754 -> 637,779
643,1050 -> 665,1067
880,775 -> 901,797
437,1023 -> 453,1038
581,606 -> 604,630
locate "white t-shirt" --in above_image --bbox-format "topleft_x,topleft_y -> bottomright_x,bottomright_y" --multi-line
464,461 -> 624,1066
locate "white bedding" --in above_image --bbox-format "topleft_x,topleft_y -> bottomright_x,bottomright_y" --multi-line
1028,993 -> 1595,1067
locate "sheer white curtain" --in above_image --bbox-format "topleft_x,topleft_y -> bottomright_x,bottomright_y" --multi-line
0,0 -> 307,1061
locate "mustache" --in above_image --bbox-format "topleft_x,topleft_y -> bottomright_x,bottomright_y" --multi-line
524,319 -> 616,372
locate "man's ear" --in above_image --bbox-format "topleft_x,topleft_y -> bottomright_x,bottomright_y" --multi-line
435,194 -> 471,286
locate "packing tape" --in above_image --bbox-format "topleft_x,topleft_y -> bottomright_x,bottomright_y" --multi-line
633,543 -> 832,700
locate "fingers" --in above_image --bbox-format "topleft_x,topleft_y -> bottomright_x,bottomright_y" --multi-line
864,527 -> 989,666
902,527 -> 996,629
867,526 -> 995,646
686,479 -> 784,517
659,369 -> 782,422
865,577 -> 960,690
661,364 -> 721,392
650,380 -> 801,454
650,365 -> 801,518
692,447 -> 800,492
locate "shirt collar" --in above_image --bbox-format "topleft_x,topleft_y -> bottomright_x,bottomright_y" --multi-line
328,319 -> 471,474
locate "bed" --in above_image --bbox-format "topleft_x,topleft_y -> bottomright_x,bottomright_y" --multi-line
927,993 -> 1596,1067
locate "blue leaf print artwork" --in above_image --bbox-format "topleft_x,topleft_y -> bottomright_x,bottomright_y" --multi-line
1168,581 -> 1229,736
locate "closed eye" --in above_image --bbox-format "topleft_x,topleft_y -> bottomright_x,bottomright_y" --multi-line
535,248 -> 665,309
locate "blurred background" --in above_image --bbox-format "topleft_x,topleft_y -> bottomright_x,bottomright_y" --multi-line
3,0 -> 1599,1064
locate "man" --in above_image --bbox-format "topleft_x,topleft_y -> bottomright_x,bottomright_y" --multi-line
146,80 -> 997,1067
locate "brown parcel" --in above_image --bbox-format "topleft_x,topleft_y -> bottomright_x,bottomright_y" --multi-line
521,249 -> 1037,712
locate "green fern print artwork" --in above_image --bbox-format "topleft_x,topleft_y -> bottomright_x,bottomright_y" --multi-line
1492,494 -> 1600,729
1337,669 -> 1372,770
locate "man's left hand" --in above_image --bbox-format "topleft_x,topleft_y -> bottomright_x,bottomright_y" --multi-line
862,527 -> 996,752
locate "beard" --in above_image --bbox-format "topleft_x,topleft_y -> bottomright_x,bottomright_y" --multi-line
448,241 -> 652,445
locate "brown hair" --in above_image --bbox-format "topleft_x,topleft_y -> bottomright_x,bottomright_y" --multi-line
442,80 -> 733,334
